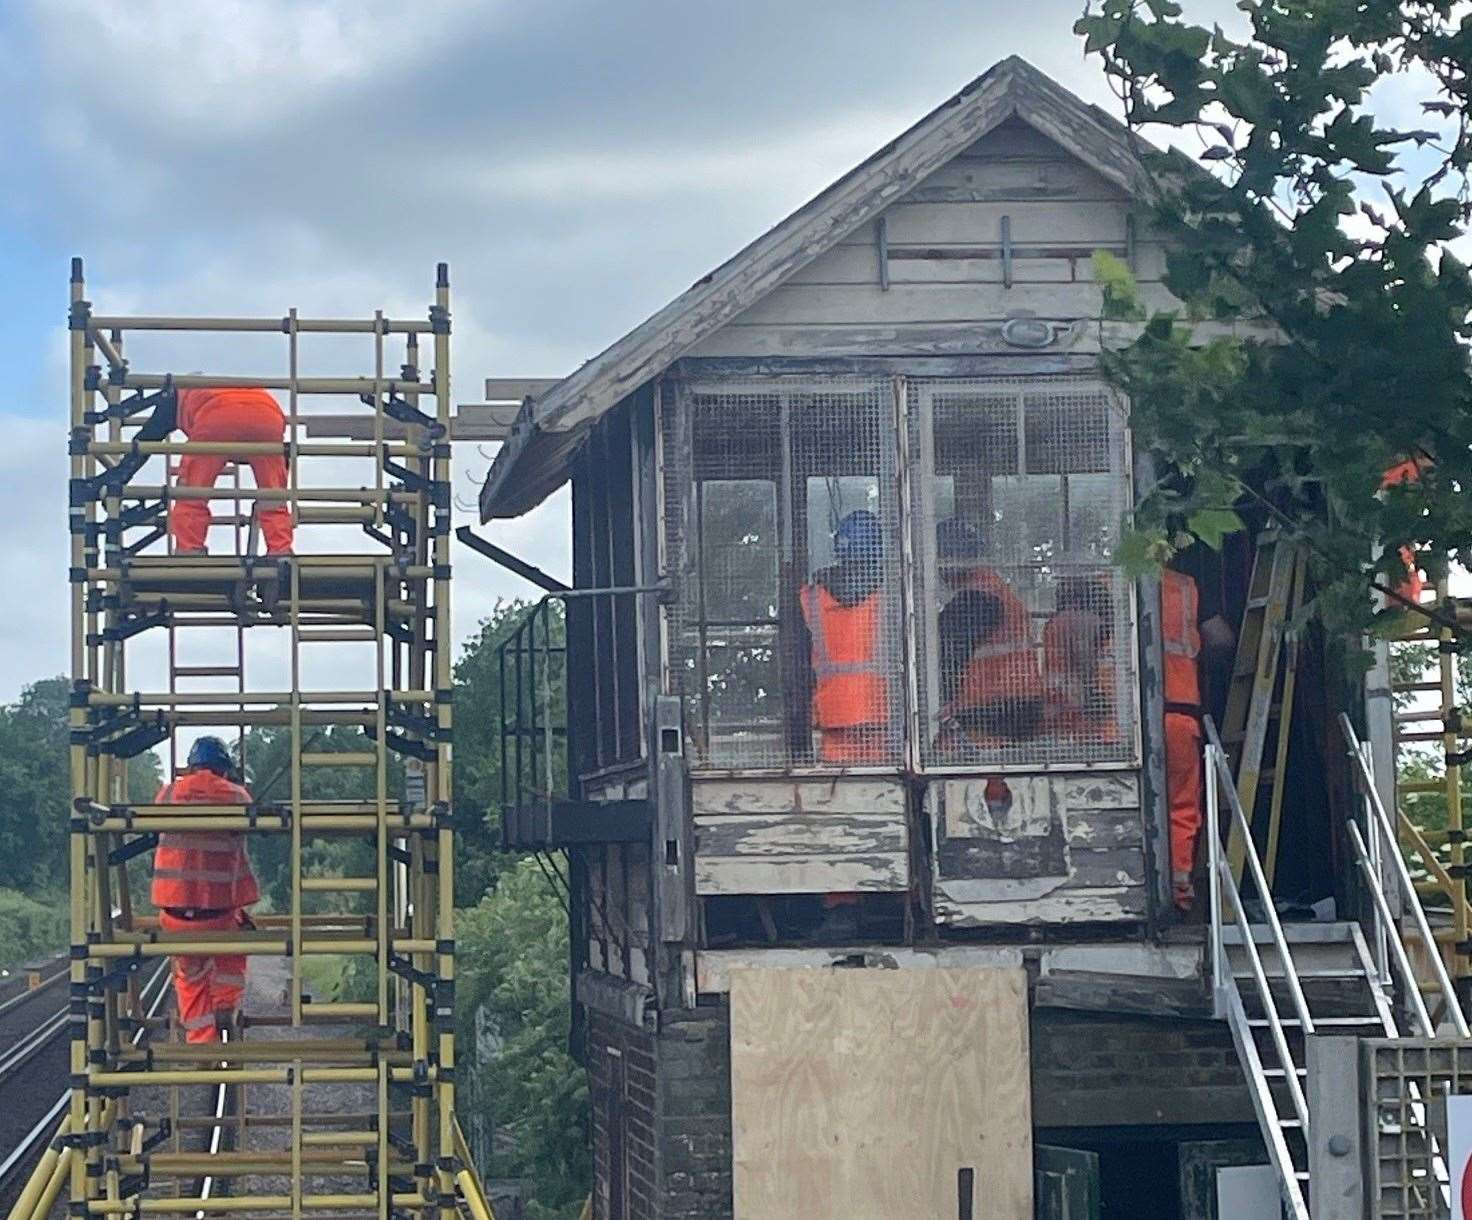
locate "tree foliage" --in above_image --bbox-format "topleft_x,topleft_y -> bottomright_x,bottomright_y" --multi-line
0,676 -> 159,895
1077,1 -> 1472,633
457,856 -> 587,1220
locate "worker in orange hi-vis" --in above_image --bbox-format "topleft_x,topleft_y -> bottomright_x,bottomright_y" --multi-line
171,386 -> 294,555
152,736 -> 260,1044
1381,455 -> 1433,605
1161,568 -> 1206,911
798,509 -> 890,938
799,509 -> 891,766
934,518 -> 1043,748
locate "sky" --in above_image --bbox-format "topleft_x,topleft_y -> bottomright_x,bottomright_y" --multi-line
0,0 -> 1440,701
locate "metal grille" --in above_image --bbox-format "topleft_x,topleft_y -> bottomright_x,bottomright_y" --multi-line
662,373 -> 1134,772
908,375 -> 1134,768
1365,1039 -> 1464,1218
664,376 -> 903,769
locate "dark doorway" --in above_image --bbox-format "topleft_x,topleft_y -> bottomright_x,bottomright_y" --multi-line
1036,1124 -> 1265,1219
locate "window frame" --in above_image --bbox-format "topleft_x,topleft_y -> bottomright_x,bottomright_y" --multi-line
663,371 -> 1142,777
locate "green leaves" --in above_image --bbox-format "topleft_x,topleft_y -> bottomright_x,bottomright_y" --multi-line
1093,248 -> 1146,319
1187,507 -> 1247,549
1080,0 -> 1472,639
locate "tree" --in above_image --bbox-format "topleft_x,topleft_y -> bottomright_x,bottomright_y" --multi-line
1077,1 -> 1472,635
0,676 -> 160,895
453,600 -> 565,907
456,859 -> 587,1220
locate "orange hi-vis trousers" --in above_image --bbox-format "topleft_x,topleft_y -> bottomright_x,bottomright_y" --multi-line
171,391 -> 293,554
160,909 -> 248,1044
1165,711 -> 1204,903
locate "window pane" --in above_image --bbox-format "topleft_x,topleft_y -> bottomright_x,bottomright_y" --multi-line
910,377 -> 1135,768
699,480 -> 778,623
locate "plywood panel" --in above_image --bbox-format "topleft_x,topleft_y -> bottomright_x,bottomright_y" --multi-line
730,967 -> 1033,1220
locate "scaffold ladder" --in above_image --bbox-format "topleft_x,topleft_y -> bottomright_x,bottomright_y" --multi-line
10,259 -> 495,1220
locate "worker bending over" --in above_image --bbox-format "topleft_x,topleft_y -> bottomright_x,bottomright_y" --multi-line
798,509 -> 891,765
934,519 -> 1042,748
170,386 -> 294,555
152,736 -> 260,1043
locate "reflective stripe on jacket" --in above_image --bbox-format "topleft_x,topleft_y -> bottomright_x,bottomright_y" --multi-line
948,566 -> 1041,710
1161,568 -> 1202,709
151,770 -> 260,910
800,583 -> 887,730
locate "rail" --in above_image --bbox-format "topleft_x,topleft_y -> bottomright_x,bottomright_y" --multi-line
1203,716 -> 1312,1220
1340,711 -> 1471,1038
2,961 -> 171,1214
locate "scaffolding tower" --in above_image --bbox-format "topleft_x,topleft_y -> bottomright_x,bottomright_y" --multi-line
34,259 -> 492,1220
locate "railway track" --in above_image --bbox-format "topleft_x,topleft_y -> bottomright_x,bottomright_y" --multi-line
0,961 -> 172,1212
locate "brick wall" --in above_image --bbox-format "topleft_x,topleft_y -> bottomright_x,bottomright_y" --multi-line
588,1005 -> 733,1220
589,1011 -> 658,1219
1031,1010 -> 1255,1128
656,1007 -> 732,1220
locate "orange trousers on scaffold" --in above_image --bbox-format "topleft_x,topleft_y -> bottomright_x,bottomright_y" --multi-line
171,388 -> 293,554
1165,711 -> 1204,904
160,909 -> 248,1044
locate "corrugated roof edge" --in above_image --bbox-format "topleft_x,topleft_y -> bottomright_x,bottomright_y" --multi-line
480,55 -> 1163,521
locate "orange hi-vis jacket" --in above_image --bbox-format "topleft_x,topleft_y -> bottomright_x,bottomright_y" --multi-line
151,769 -> 260,912
947,566 -> 1041,711
1161,569 -> 1202,711
1382,456 -> 1432,604
800,584 -> 887,730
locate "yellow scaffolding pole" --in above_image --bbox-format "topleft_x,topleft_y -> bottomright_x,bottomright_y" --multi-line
44,260 -> 493,1220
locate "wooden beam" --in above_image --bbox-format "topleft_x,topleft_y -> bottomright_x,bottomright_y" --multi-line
301,402 -> 519,442
484,377 -> 558,401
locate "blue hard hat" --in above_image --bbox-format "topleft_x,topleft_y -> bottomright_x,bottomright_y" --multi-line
833,510 -> 882,563
187,735 -> 233,775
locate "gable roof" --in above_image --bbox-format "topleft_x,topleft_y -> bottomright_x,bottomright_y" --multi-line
480,55 -> 1158,520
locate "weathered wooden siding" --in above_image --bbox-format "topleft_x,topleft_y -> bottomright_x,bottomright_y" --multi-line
930,771 -> 1149,926
692,778 -> 909,895
689,117 -> 1176,360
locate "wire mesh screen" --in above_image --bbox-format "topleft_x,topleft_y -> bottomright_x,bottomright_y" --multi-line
662,373 -> 1134,772
1363,1039 -> 1464,1217
908,375 -> 1134,767
664,377 -> 904,769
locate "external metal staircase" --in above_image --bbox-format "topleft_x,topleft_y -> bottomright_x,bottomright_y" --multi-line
1204,715 -> 1470,1218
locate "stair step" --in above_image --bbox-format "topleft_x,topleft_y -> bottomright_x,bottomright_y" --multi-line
1262,1067 -> 1308,1079
1231,969 -> 1370,980
1247,1017 -> 1384,1028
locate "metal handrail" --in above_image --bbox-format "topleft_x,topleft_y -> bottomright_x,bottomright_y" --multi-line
1204,732 -> 1313,1135
1340,712 -> 1471,1038
1205,718 -> 1318,1034
1204,727 -> 1312,1220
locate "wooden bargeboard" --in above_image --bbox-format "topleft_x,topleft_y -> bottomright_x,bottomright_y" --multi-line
730,967 -> 1032,1218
